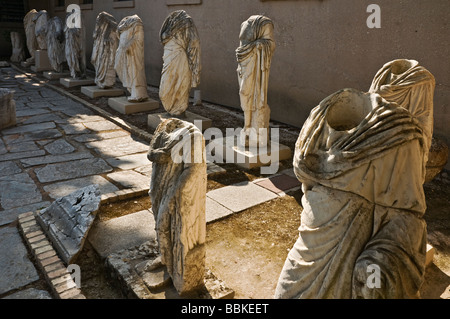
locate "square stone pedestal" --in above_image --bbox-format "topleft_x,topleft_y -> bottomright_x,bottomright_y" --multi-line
43,71 -> 71,80
81,86 -> 124,99
108,96 -> 159,114
30,50 -> 52,72
60,77 -> 95,88
148,111 -> 212,132
207,135 -> 291,171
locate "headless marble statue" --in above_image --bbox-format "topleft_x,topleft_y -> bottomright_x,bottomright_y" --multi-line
115,15 -> 148,102
91,12 -> 119,89
23,9 -> 38,64
159,10 -> 201,117
146,118 -> 206,295
64,11 -> 86,79
34,10 -> 49,51
46,16 -> 65,73
236,15 -> 275,147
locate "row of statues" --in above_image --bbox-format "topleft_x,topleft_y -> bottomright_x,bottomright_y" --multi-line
22,8 -> 275,147
19,8 -> 438,299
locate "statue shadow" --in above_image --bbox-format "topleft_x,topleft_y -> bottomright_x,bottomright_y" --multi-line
420,263 -> 450,299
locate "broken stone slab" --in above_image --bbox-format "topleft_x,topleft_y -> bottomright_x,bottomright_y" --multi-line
36,184 -> 101,264
105,240 -> 235,299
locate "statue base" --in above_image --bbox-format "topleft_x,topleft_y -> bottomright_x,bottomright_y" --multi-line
30,50 -> 52,72
207,135 -> 292,170
21,61 -> 33,68
60,77 -> 95,88
43,71 -> 71,80
147,111 -> 212,132
108,96 -> 159,114
81,85 -> 124,99
106,240 -> 235,299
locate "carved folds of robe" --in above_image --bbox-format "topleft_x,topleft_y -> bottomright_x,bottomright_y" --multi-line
46,16 -> 65,73
369,59 -> 435,165
34,10 -> 49,51
115,15 -> 148,102
159,10 -> 201,115
64,13 -> 86,79
91,12 -> 119,89
23,9 -> 38,63
236,15 -> 275,146
148,118 -> 206,295
275,89 -> 428,299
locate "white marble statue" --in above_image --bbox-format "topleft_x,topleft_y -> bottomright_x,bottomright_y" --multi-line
275,88 -> 428,299
46,16 -> 65,73
236,15 -> 275,147
147,118 -> 206,295
115,15 -> 148,102
34,10 -> 49,50
369,59 -> 435,166
159,10 -> 201,116
23,9 -> 38,63
10,32 -> 25,63
91,12 -> 119,89
64,11 -> 86,79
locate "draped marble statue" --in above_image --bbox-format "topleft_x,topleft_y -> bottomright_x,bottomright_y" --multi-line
10,32 -> 25,63
46,16 -> 65,73
147,118 -> 206,295
159,10 -> 201,116
23,9 -> 38,63
34,10 -> 49,50
64,11 -> 86,79
369,59 -> 435,167
115,15 -> 148,102
91,12 -> 119,89
236,15 -> 275,147
275,88 -> 428,299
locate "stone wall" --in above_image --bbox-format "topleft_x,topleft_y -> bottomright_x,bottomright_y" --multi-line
45,0 -> 450,167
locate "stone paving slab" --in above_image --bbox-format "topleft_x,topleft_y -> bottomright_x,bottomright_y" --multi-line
0,161 -> 22,177
0,226 -> 40,295
0,150 -> 46,162
71,130 -> 130,143
0,201 -> 50,226
43,175 -> 119,199
107,170 -> 150,190
16,108 -> 51,117
2,129 -> 62,144
43,139 -> 75,155
206,181 -> 278,213
2,288 -> 52,299
206,197 -> 234,223
59,123 -> 92,135
106,153 -> 150,170
20,151 -> 93,168
0,172 -> 42,210
88,210 -> 156,258
83,120 -> 122,132
21,113 -> 63,125
5,141 -> 40,153
254,174 -> 302,194
86,135 -> 149,158
35,158 -> 113,183
1,122 -> 56,135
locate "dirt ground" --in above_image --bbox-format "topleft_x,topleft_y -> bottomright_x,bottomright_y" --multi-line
19,66 -> 450,299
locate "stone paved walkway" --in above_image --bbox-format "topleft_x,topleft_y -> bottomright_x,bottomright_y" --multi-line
0,66 -> 300,299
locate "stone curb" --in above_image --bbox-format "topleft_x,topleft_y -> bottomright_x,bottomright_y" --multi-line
100,187 -> 149,205
9,64 -> 153,143
17,212 -> 86,299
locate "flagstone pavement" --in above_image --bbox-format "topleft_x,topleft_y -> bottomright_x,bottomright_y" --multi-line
0,67 -> 300,299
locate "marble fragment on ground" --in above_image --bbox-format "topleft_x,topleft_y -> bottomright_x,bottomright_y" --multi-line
36,184 -> 101,264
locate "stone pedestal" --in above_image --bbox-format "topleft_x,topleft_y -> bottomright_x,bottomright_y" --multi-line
207,135 -> 291,170
30,50 -> 52,72
148,111 -> 212,132
21,60 -> 33,68
60,77 -> 95,88
43,71 -> 71,80
108,96 -> 159,114
0,89 -> 16,130
81,86 -> 124,99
